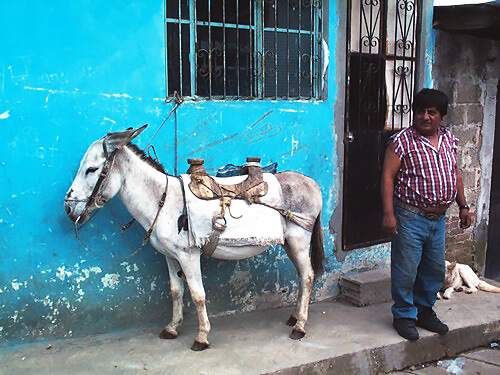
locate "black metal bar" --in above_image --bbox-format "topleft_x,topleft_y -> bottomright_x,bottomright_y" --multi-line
194,0 -> 198,96
223,0 -> 227,99
178,0 -> 183,96
410,1 -> 417,127
392,0 -> 398,130
274,0 -> 278,98
409,1 -> 417,128
401,0 -> 407,129
287,0 -> 290,98
379,0 -> 387,131
262,1 -> 266,97
310,0 -> 314,98
318,0 -> 323,98
249,0 -> 253,97
298,0 -> 302,98
208,0 -> 212,99
236,0 -> 240,98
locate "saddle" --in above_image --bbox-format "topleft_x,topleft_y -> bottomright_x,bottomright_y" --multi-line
187,158 -> 268,203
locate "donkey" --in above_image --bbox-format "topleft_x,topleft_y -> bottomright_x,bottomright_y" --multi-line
64,126 -> 324,351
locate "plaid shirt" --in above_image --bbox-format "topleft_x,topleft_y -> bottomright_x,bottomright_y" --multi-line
390,126 -> 459,208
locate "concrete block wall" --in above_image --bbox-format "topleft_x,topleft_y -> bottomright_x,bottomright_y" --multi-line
433,31 -> 500,268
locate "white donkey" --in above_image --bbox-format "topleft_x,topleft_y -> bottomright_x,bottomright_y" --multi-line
64,126 -> 324,351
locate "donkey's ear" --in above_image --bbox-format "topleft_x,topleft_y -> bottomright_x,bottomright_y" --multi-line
130,124 -> 148,140
104,124 -> 148,154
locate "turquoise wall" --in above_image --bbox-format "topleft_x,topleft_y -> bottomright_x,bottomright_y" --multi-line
0,0 -> 432,345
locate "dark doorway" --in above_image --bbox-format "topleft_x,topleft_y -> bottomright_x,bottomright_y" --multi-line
485,80 -> 500,281
343,53 -> 393,250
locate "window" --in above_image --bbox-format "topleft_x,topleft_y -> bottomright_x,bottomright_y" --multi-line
346,0 -> 420,131
166,0 -> 325,100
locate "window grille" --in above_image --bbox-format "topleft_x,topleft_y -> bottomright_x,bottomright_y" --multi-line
166,0 -> 325,100
346,0 -> 420,130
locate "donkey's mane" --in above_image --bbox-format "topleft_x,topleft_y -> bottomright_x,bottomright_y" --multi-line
126,143 -> 166,174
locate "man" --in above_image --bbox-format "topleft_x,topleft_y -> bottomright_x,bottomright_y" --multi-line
381,88 -> 472,341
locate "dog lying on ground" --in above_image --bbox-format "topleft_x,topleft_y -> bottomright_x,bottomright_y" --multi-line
438,260 -> 500,299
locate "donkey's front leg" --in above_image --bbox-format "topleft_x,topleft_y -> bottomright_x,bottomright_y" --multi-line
179,252 -> 211,351
160,256 -> 185,339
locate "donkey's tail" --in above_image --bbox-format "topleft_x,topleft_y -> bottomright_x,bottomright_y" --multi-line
311,211 -> 325,277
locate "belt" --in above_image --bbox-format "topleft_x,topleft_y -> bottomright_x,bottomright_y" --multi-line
394,199 -> 446,221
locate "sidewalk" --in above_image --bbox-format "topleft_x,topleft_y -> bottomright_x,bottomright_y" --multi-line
0,290 -> 498,374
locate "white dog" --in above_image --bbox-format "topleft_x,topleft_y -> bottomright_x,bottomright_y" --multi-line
439,261 -> 500,299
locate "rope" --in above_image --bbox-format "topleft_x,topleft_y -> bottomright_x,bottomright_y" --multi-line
145,91 -> 183,150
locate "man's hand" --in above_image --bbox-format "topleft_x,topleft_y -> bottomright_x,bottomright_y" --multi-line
381,143 -> 401,236
459,208 -> 472,229
383,213 -> 398,235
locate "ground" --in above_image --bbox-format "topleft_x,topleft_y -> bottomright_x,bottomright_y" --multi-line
0,289 -> 498,374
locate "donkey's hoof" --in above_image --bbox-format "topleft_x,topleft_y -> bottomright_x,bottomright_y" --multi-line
286,315 -> 297,327
191,340 -> 210,351
159,329 -> 177,340
290,329 -> 305,340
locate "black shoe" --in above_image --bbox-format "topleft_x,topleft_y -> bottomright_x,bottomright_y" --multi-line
393,318 -> 419,341
416,308 -> 449,335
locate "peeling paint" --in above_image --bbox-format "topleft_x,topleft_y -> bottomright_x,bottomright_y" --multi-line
56,267 -> 72,281
101,273 -> 120,289
291,135 -> 299,156
0,110 -> 10,119
103,117 -> 116,124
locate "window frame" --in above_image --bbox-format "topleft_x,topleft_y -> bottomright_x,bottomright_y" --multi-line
165,0 -> 326,101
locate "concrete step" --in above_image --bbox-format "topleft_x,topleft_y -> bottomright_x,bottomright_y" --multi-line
0,290 -> 499,374
339,268 -> 392,307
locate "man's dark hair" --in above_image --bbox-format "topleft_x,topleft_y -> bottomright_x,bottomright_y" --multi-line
412,88 -> 448,117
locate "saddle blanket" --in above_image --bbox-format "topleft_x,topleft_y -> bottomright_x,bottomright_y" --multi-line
181,173 -> 285,248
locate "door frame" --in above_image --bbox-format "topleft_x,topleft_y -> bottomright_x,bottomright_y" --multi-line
332,0 -> 434,260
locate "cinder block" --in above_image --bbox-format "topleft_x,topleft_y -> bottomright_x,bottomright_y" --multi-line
466,104 -> 484,124
457,84 -> 482,104
444,105 -> 465,126
339,268 -> 391,307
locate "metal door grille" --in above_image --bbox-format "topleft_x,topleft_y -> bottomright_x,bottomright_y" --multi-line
346,0 -> 420,131
165,0 -> 325,100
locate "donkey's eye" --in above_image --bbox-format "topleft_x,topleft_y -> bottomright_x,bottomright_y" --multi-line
85,167 -> 98,176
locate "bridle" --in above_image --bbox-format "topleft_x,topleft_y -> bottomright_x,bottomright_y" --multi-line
66,139 -> 169,259
63,140 -> 118,254
81,142 -> 117,218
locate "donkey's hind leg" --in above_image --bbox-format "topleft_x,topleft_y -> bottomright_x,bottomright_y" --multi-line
284,225 -> 314,340
160,256 -> 185,339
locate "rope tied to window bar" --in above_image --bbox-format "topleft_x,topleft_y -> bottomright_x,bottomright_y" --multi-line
145,91 -> 183,150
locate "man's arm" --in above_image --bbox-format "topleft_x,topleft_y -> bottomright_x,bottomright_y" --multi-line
455,165 -> 472,229
381,142 -> 401,235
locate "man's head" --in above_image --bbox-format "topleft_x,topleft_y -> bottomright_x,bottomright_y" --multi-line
412,89 -> 448,137
412,88 -> 448,117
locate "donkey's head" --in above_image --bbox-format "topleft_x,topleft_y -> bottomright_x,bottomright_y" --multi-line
64,125 -> 147,224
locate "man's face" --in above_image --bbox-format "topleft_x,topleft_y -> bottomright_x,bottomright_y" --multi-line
414,106 -> 442,137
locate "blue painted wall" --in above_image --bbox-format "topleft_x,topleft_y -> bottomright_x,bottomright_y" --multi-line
0,1 -> 433,344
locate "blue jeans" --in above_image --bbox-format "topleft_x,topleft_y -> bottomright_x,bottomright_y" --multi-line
391,205 -> 446,320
